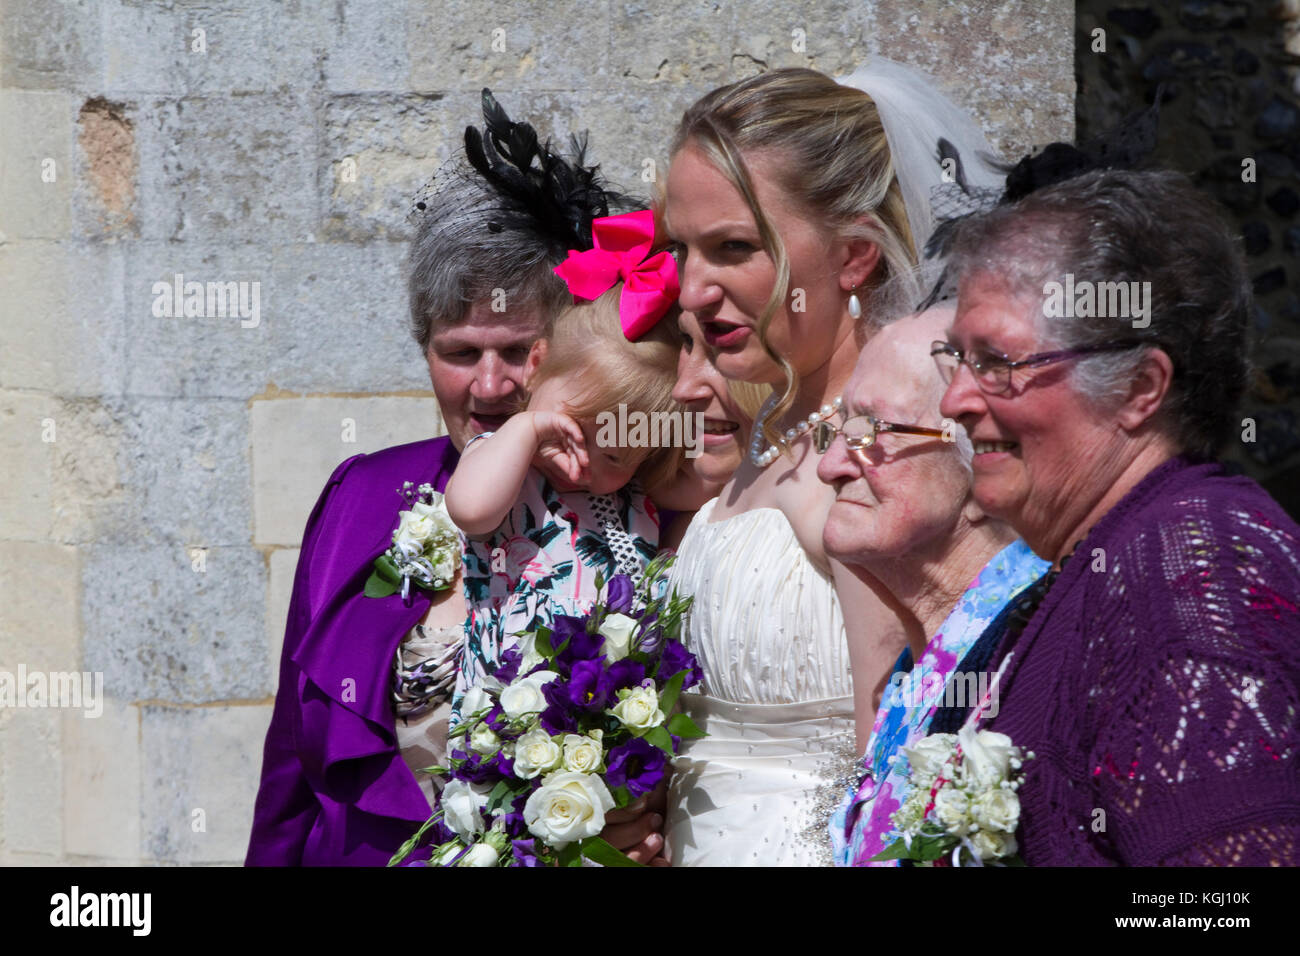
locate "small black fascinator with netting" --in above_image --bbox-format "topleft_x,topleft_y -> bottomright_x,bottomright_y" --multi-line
918,91 -> 1164,309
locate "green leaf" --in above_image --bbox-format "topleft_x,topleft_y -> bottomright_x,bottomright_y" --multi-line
644,725 -> 674,755
374,553 -> 403,585
611,785 -> 634,809
535,624 -> 561,660
665,713 -> 705,740
557,842 -> 583,867
870,841 -> 913,862
486,780 -> 516,815
364,572 -> 398,598
913,835 -> 953,862
658,669 -> 686,715
580,836 -> 643,868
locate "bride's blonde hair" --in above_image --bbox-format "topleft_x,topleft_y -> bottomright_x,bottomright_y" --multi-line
669,67 -> 918,453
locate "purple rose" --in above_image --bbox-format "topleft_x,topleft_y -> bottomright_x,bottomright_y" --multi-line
563,659 -> 611,713
484,703 -> 509,733
500,790 -> 531,836
658,639 -> 703,689
552,615 -> 602,674
489,749 -> 516,778
603,657 -> 646,695
539,679 -> 580,735
605,737 -> 667,797
606,574 -> 634,614
511,838 -> 544,867
448,747 -> 503,786
494,647 -> 523,685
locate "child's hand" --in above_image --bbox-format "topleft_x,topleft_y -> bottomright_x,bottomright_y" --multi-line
530,410 -> 590,488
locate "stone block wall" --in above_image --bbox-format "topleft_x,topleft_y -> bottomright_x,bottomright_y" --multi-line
0,0 -> 1073,865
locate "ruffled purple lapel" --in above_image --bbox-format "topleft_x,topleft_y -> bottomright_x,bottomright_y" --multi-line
290,437 -> 460,823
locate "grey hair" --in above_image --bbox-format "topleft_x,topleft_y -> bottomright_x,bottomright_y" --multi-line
406,171 -> 573,352
943,168 -> 1252,460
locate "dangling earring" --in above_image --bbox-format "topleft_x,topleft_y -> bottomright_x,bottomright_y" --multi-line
847,288 -> 862,320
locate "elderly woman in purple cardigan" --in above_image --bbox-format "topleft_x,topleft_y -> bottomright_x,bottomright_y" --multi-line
931,167 -> 1300,864
245,95 -> 663,866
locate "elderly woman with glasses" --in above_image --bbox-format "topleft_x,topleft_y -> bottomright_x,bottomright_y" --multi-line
925,167 -> 1300,865
816,306 -> 1050,866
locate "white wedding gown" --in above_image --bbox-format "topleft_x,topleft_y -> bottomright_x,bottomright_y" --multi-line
665,499 -> 858,866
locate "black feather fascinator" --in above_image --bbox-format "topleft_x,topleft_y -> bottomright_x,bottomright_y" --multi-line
1000,91 -> 1162,202
410,89 -> 633,259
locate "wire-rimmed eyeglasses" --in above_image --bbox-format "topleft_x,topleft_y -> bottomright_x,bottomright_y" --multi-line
812,412 -> 949,454
929,339 -> 1150,396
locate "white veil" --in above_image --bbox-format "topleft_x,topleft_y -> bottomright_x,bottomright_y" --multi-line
836,57 -> 1003,263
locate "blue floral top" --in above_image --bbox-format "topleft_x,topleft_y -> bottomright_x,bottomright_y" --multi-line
831,538 -> 1049,866
450,467 -> 659,722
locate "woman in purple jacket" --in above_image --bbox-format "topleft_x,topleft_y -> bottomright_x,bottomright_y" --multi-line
934,167 -> 1300,864
246,93 -> 657,865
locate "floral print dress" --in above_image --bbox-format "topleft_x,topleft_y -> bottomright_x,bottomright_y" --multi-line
831,538 -> 1048,866
451,468 -> 659,722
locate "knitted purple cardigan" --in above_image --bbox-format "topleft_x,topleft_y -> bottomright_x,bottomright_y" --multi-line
988,456 -> 1300,865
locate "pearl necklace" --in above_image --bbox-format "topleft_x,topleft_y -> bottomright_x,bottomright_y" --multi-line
749,393 -> 843,468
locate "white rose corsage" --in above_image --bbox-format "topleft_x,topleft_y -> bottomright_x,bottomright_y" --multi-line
365,482 -> 460,602
872,723 -> 1034,867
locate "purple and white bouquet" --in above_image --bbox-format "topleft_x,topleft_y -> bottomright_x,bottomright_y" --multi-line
390,554 -> 703,867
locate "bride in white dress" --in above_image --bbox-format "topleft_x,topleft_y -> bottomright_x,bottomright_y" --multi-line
659,59 -> 1001,865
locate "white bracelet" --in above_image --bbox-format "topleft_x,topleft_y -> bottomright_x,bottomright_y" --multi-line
462,430 -> 495,453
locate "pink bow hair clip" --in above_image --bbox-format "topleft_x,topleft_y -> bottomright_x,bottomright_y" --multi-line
553,209 -> 681,340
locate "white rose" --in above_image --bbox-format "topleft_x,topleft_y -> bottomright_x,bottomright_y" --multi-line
970,788 -> 1021,833
499,670 -> 559,720
409,498 -> 440,522
456,843 -> 500,867
469,721 -> 500,756
969,828 -> 1017,862
412,496 -> 457,535
516,633 -> 546,676
523,771 -> 616,849
608,683 -> 665,734
394,509 -> 435,549
561,731 -> 605,774
903,733 -> 957,786
959,725 -> 1015,789
597,613 -> 639,662
513,728 -> 563,779
932,786 -> 971,836
461,685 -> 492,718
440,779 -> 490,843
